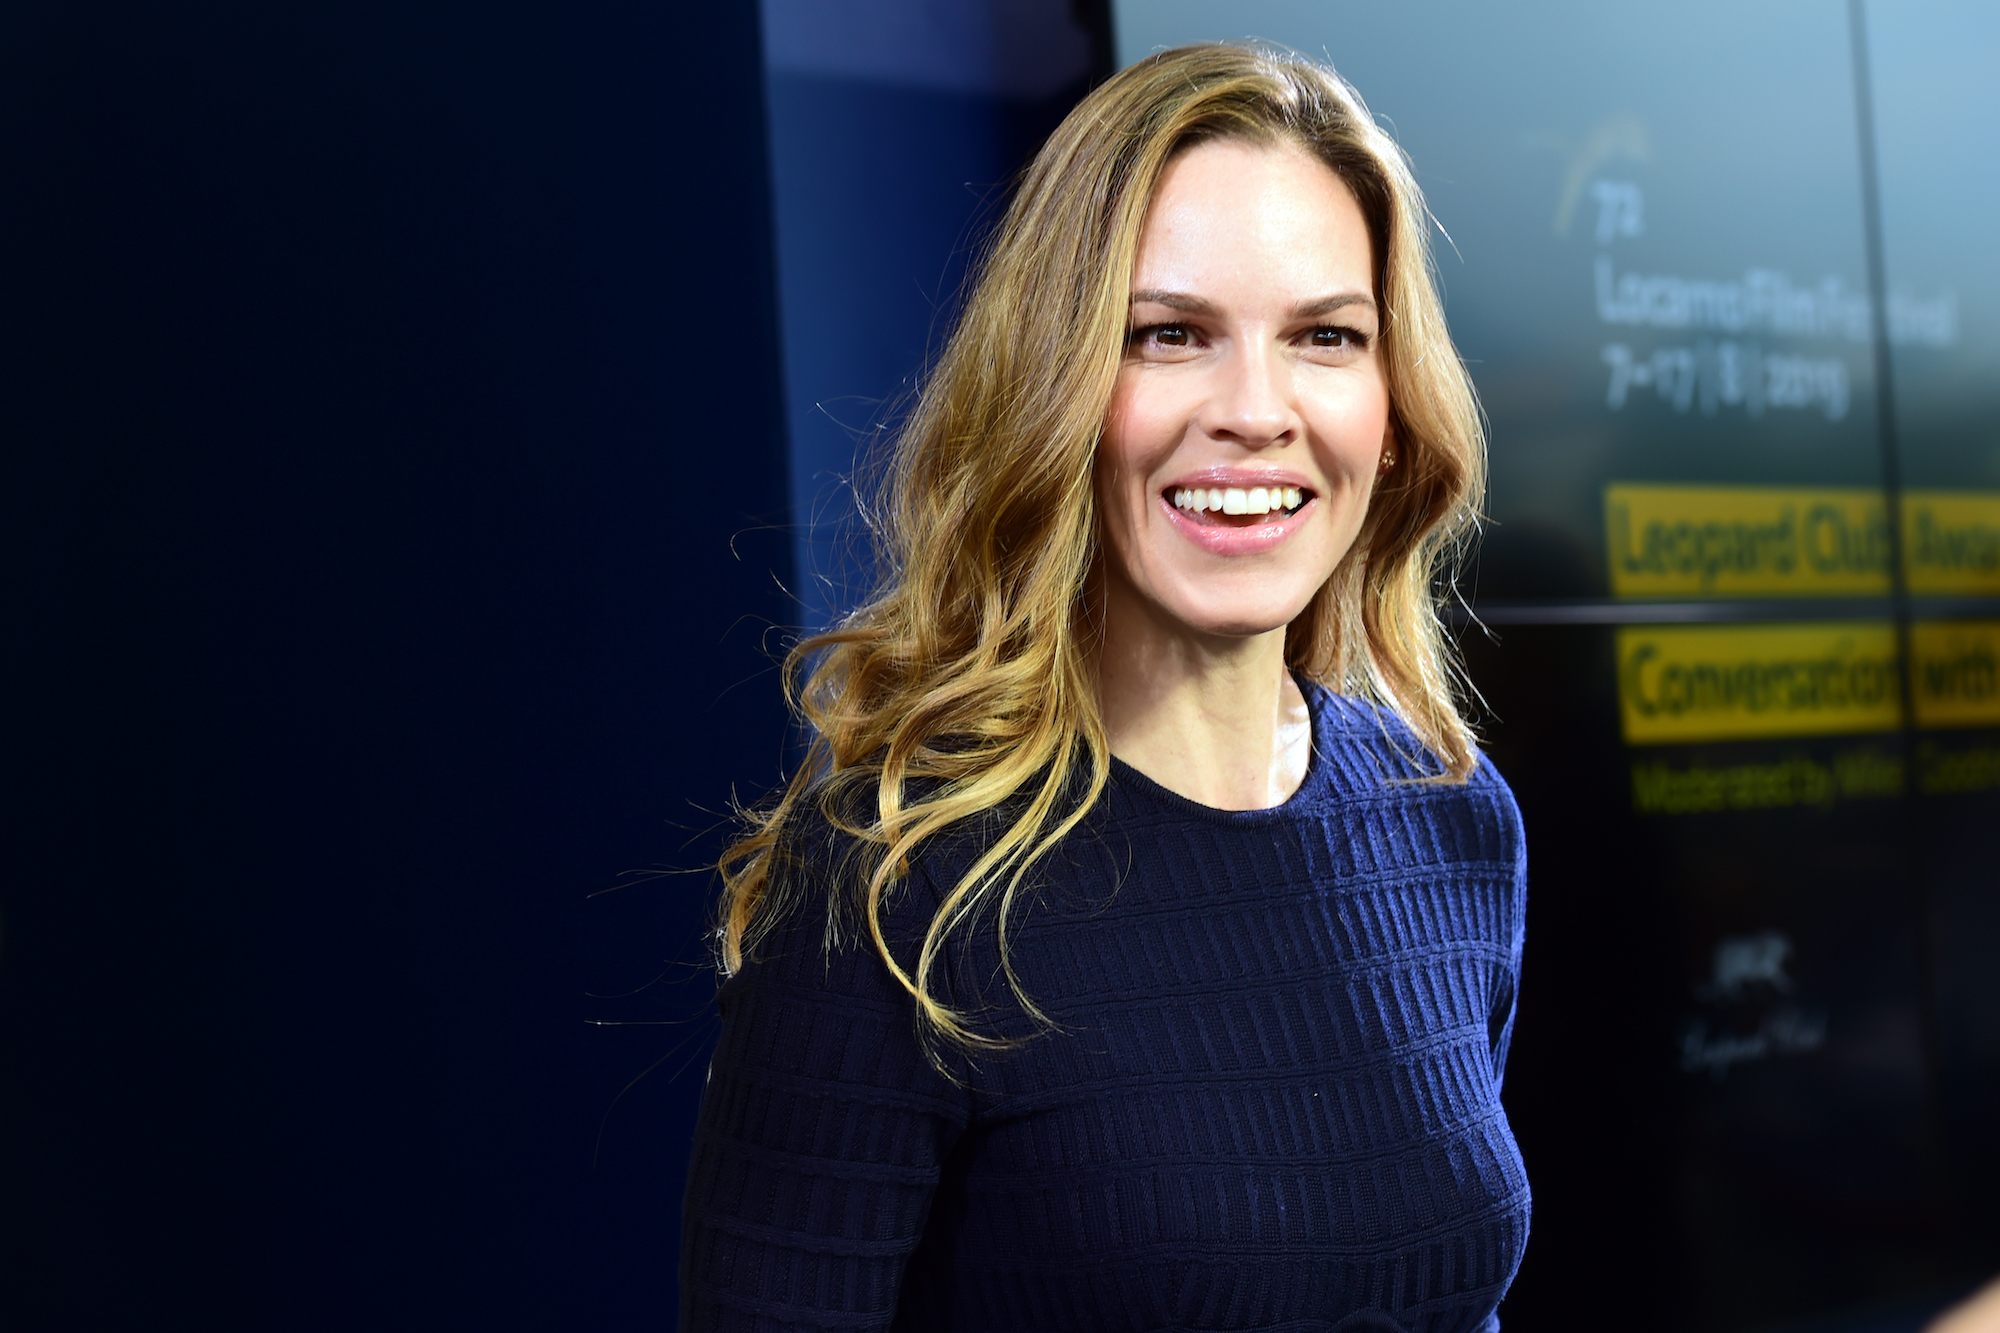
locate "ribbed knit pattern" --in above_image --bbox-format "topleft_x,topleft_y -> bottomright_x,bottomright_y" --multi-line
681,688 -> 1530,1332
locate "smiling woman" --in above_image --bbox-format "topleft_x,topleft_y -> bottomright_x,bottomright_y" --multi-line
1098,138 -> 1399,811
681,43 -> 1529,1333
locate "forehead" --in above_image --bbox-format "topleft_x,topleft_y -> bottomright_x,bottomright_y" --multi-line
1134,138 -> 1373,298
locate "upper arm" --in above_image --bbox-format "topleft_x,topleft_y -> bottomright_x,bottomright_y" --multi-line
679,918 -> 969,1330
1485,763 -> 1529,1088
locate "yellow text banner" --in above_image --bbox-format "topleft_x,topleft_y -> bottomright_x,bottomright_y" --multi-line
1911,620 -> 2000,729
1906,494 -> 2000,594
1617,619 -> 2000,743
1605,484 -> 2000,597
1616,622 -> 1900,743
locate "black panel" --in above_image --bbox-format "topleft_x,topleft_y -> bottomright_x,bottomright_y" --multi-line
1112,2 -> 2000,1328
1,2 -> 790,1326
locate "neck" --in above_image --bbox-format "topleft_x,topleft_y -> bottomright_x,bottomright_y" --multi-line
1095,575 -> 1312,812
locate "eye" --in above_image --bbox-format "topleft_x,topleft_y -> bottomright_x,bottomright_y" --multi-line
1311,325 -> 1367,349
1131,323 -> 1191,348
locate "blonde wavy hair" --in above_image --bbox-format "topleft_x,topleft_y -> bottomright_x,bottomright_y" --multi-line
717,42 -> 1487,1054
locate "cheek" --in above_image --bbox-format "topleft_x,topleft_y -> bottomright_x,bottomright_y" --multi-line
1092,414 -> 1142,565
1309,384 -> 1392,481
1093,425 -> 1138,519
1100,372 -> 1187,483
1094,389 -> 1183,585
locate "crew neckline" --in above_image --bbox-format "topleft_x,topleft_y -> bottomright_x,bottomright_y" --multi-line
1105,675 -> 1329,824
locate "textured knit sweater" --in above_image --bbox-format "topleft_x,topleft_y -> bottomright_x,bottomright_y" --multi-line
681,687 -> 1531,1332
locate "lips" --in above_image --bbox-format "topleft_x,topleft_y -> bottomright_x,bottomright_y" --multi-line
1158,479 -> 1317,555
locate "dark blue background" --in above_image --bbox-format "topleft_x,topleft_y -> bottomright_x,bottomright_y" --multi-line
765,71 -> 1088,634
2,2 -> 795,1325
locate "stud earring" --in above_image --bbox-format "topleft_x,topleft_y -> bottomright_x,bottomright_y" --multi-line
1379,449 -> 1396,472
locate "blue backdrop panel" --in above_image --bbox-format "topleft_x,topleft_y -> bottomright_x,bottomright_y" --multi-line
766,72 -> 1021,632
760,0 -> 1097,633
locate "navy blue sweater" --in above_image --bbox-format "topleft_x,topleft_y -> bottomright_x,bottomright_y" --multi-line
681,688 -> 1530,1332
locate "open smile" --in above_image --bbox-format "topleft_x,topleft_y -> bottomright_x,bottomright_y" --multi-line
1157,478 -> 1318,555
1166,483 -> 1313,527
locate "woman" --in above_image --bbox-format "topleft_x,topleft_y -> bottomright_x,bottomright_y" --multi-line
682,43 -> 1528,1333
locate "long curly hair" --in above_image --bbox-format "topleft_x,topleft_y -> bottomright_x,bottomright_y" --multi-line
716,42 -> 1488,1056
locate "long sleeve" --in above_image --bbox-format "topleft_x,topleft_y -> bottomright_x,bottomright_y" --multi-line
1486,755 -> 1530,1095
1480,754 -> 1530,1333
679,875 -> 971,1331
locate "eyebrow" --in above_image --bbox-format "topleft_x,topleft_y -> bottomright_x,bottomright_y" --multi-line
1290,292 -> 1377,319
1128,289 -> 1378,319
1128,289 -> 1220,317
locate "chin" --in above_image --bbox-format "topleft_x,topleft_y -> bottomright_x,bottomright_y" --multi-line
1167,588 -> 1318,641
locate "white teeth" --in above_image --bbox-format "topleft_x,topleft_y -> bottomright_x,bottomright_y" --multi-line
1172,485 -> 1308,514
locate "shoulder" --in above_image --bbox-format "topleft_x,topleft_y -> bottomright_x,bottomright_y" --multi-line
726,776 -> 970,1010
1304,683 -> 1526,869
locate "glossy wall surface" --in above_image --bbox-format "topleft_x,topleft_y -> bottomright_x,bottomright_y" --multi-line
1113,3 -> 2000,1330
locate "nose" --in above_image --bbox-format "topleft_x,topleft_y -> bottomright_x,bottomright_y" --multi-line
1200,340 -> 1297,449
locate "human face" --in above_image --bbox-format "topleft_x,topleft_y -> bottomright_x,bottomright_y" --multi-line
1096,138 -> 1392,643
